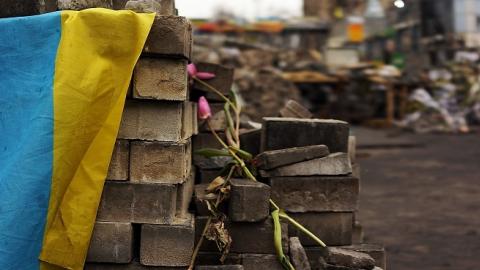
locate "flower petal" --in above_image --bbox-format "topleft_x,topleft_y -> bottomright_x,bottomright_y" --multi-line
197,72 -> 216,80
187,63 -> 197,77
198,96 -> 212,120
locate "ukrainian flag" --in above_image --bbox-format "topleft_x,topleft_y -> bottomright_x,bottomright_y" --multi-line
0,9 -> 154,270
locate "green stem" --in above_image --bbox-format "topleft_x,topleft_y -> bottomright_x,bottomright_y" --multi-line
194,77 -> 238,112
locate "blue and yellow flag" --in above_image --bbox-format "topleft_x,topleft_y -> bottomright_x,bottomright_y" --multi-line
0,9 -> 154,270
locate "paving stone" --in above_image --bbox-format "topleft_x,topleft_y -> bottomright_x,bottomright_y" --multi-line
140,215 -> 194,266
57,0 -> 112,9
326,247 -> 375,270
289,237 -> 312,270
195,252 -> 242,266
254,145 -> 329,170
260,153 -> 352,177
144,16 -> 192,59
242,254 -> 284,270
195,217 -> 288,254
288,212 -> 353,246
133,58 -> 188,101
269,176 -> 359,213
130,140 -> 191,184
97,181 -> 177,224
193,62 -> 234,96
228,179 -> 270,222
239,129 -> 261,157
280,100 -> 312,119
341,244 -> 386,270
123,0 -> 175,14
196,266 -> 243,270
176,171 -> 195,219
86,222 -> 133,263
194,184 -> 227,216
261,118 -> 349,153
348,136 -> 356,164
118,100 -> 193,142
199,103 -> 227,132
107,140 -> 129,181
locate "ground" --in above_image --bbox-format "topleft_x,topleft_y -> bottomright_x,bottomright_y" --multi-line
355,127 -> 480,270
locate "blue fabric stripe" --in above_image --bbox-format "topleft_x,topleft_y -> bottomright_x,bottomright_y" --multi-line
0,12 -> 61,269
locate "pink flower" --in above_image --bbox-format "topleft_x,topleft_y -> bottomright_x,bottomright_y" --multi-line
198,96 -> 212,120
187,63 -> 216,80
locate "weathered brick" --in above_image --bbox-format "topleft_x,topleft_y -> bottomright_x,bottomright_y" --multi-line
269,176 -> 359,212
228,179 -> 270,222
107,140 -> 129,181
85,261 -> 187,269
121,0 -> 175,14
259,153 -> 352,177
193,133 -> 225,151
288,212 -> 353,246
196,266 -> 243,270
254,145 -> 329,170
199,103 -> 227,132
194,156 -> 232,170
341,244 -> 386,270
194,184 -> 227,216
133,58 -> 187,101
176,171 -> 195,218
195,217 -> 288,254
239,129 -> 261,157
57,0 -> 112,10
280,100 -> 312,119
144,16 -> 192,59
326,247 -> 376,270
140,215 -> 194,266
197,168 -> 222,184
130,140 -> 191,184
97,181 -> 177,224
195,252 -> 242,266
86,222 -> 133,263
184,101 -> 198,137
289,237 -> 312,270
193,62 -> 234,96
242,254 -> 284,270
118,100 -> 193,142
261,118 -> 349,153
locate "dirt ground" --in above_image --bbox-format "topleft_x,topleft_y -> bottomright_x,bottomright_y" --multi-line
355,128 -> 480,270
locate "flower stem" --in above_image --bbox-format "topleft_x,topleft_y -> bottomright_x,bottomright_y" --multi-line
194,77 -> 238,112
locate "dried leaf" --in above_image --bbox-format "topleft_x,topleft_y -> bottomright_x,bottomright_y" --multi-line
205,219 -> 232,260
206,176 -> 225,193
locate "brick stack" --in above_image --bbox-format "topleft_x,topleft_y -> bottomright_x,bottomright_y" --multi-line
85,3 -> 198,269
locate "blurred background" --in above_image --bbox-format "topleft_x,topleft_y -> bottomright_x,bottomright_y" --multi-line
179,1 -> 480,269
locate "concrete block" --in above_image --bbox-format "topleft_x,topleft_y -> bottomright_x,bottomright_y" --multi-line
242,254 -> 284,270
261,118 -> 349,153
288,212 -> 353,246
176,171 -> 195,218
348,136 -> 356,164
86,222 -> 133,263
140,215 -> 194,266
280,100 -> 312,119
254,145 -> 329,170
260,153 -> 352,177
196,266 -> 243,270
183,101 -> 198,137
194,184 -> 227,216
239,129 -> 261,157
341,244 -> 386,270
144,16 -> 192,59
199,103 -> 227,132
97,181 -> 177,224
228,179 -> 270,222
118,100 -> 193,142
269,176 -> 359,212
107,140 -> 129,181
122,0 -> 175,14
289,237 -> 312,270
197,168 -> 222,184
195,217 -> 288,254
193,133 -> 225,151
130,140 -> 191,184
193,62 -> 234,95
57,0 -> 112,10
133,58 -> 188,101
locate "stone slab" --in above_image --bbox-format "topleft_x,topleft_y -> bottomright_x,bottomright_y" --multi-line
342,244 -> 386,270
228,179 -> 270,222
86,221 -> 133,263
107,140 -> 129,181
326,247 -> 375,270
280,100 -> 312,119
144,16 -> 192,59
289,237 -> 312,270
254,145 -> 329,170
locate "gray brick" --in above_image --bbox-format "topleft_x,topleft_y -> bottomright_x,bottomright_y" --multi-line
341,244 -> 386,270
193,62 -> 234,96
85,261 -> 187,269
242,254 -> 284,270
130,140 -> 191,184
254,145 -> 329,170
228,179 -> 270,222
107,140 -> 129,181
197,168 -> 222,184
194,184 -> 227,216
97,181 -> 177,224
133,58 -> 188,101
269,176 -> 359,212
140,215 -> 194,266
176,171 -> 195,218
288,212 -> 353,246
86,222 -> 133,263
261,118 -> 349,153
280,100 -> 312,119
289,237 -> 312,270
144,16 -> 192,59
239,129 -> 261,157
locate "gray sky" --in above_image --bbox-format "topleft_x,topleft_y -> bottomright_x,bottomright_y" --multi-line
175,0 -> 303,20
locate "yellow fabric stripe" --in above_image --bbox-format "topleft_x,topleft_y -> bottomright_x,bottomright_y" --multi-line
39,9 -> 154,270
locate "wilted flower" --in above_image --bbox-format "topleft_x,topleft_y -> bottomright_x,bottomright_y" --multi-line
198,96 -> 212,120
187,63 -> 216,80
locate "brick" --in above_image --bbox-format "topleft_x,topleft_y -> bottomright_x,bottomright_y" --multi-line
254,145 -> 329,170
193,62 -> 234,96
194,184 -> 227,216
228,179 -> 270,222
140,215 -> 194,266
341,244 -> 386,270
130,140 -> 191,184
199,103 -> 227,132
193,133 -> 225,151
269,176 -> 359,212
107,140 -> 129,181
144,16 -> 192,59
97,181 -> 177,224
118,100 -> 194,142
239,129 -> 261,157
194,156 -> 232,170
176,171 -> 195,218
184,101 -> 198,137
348,136 -> 356,164
304,247 -> 329,270
289,237 -> 312,270
259,153 -> 352,177
326,247 -> 375,270
133,58 -> 187,101
197,168 -> 222,184
0,0 -> 42,17
195,217 -> 288,254
280,100 -> 312,119
57,0 -> 112,10
261,118 -> 349,153
122,0 -> 175,14
85,260 -> 187,269
196,252 -> 242,266
288,212 -> 353,246
86,222 -> 133,263
242,254 -> 284,270
196,266 -> 243,270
